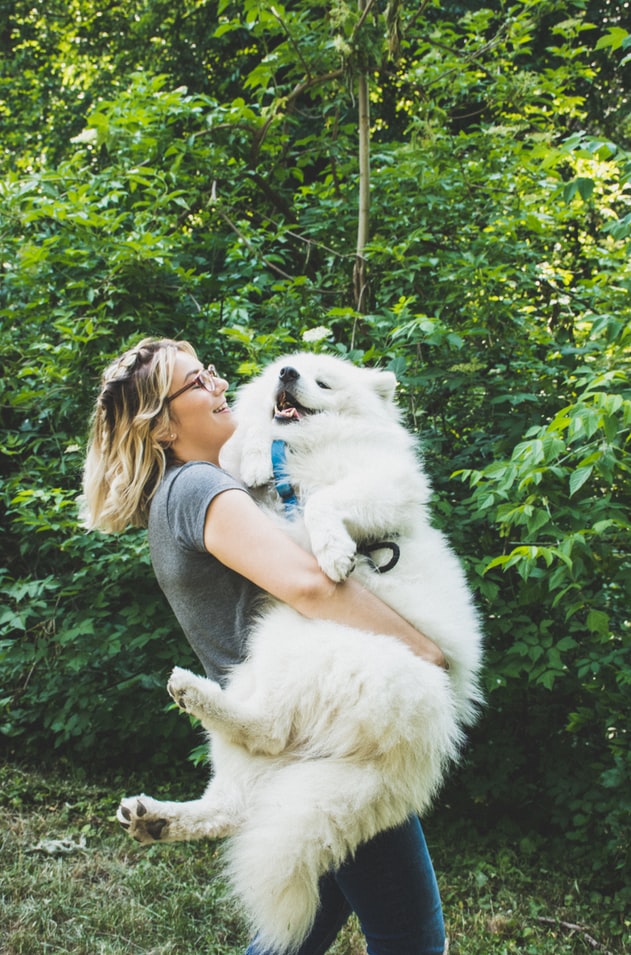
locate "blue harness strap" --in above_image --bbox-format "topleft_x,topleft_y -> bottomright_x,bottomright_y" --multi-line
271,439 -> 299,514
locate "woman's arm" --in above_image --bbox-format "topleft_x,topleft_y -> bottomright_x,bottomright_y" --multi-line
203,488 -> 447,669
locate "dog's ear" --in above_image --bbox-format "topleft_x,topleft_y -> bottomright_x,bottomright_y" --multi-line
364,368 -> 397,402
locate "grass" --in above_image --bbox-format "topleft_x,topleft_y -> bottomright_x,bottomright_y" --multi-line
0,761 -> 627,955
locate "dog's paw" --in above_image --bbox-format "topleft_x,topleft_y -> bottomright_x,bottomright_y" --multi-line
117,795 -> 170,844
304,504 -> 357,581
311,535 -> 357,582
167,667 -> 221,719
240,447 -> 274,488
318,548 -> 356,582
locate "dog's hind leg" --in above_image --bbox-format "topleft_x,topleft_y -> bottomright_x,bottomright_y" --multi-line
117,788 -> 240,845
167,667 -> 291,756
225,760 -> 391,954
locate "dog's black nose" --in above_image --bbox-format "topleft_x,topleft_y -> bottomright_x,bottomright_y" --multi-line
279,366 -> 299,383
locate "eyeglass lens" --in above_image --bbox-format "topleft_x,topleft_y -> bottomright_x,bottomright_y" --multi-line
199,365 -> 218,389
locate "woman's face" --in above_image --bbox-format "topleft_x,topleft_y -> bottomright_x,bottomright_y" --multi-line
166,350 -> 236,463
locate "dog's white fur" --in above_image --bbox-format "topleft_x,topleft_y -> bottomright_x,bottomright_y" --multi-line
118,353 -> 483,953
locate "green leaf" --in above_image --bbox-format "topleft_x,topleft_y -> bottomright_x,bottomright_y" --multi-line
577,177 -> 595,200
595,27 -> 629,51
586,609 -> 610,636
569,466 -> 593,497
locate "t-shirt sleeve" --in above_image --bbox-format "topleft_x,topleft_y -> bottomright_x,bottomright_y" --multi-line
165,462 -> 246,553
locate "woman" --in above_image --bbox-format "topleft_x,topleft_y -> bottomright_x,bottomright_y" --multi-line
83,337 -> 447,955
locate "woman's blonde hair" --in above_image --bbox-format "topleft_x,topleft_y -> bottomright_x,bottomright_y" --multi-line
82,337 -> 197,533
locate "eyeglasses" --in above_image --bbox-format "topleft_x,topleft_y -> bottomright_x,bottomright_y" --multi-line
166,364 -> 220,403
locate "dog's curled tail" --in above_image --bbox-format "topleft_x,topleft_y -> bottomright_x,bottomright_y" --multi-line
223,759 -> 399,953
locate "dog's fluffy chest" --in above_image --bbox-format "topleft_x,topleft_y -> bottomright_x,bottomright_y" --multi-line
273,417 -> 419,493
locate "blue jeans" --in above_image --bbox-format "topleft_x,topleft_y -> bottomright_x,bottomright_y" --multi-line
246,816 -> 445,955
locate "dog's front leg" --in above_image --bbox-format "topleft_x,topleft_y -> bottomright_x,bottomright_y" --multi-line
236,426 -> 275,487
303,486 -> 360,581
304,475 -> 420,581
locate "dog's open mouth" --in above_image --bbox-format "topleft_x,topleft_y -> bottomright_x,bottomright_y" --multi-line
274,390 -> 312,422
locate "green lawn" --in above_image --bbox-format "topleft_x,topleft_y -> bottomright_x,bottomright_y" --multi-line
0,762 -> 626,954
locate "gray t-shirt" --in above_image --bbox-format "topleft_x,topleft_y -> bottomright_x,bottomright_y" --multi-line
148,461 -> 265,685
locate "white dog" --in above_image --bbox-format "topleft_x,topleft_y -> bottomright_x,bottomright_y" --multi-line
118,353 -> 483,953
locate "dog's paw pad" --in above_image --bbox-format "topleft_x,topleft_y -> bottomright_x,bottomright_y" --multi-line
167,668 -> 222,721
167,667 -> 202,710
117,796 -> 169,844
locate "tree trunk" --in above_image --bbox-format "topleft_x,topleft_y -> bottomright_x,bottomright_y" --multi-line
353,1 -> 370,314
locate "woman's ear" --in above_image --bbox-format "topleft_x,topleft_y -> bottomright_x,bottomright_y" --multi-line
153,416 -> 177,448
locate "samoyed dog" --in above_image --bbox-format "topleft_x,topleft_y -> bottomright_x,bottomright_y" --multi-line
118,352 -> 483,953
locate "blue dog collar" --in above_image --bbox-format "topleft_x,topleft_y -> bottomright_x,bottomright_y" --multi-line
271,439 -> 299,514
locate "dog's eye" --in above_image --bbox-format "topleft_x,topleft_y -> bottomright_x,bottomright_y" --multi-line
316,380 -> 331,390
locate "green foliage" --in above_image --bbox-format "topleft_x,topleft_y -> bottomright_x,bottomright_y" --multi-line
0,501 -> 199,768
1,0 -> 630,907
455,363 -> 630,888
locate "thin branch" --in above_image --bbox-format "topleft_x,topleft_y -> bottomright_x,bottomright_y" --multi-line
419,25 -> 511,87
352,0 -> 379,40
403,0 -> 434,36
212,205 -> 295,282
536,916 -> 614,954
208,186 -> 355,263
269,6 -> 314,80
250,68 -> 345,164
208,184 -> 351,295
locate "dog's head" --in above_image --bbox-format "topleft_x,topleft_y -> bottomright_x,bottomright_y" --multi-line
259,352 -> 399,425
223,353 -> 404,486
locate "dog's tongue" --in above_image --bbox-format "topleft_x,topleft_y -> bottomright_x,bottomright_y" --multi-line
274,404 -> 301,420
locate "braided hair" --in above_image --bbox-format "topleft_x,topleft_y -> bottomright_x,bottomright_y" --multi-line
82,337 -> 196,532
